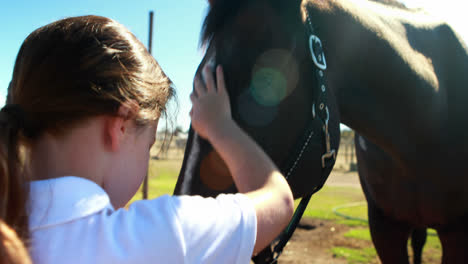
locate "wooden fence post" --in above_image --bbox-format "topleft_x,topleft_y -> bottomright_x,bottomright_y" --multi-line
142,11 -> 154,200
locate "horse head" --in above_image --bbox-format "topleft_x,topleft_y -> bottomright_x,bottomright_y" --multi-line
175,0 -> 340,200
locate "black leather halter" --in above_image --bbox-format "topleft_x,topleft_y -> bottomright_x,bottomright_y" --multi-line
269,8 -> 336,263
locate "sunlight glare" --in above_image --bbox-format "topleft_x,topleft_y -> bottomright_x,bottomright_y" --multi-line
402,0 -> 467,44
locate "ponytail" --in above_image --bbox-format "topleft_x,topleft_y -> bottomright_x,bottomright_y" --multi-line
0,104 -> 31,242
0,220 -> 32,264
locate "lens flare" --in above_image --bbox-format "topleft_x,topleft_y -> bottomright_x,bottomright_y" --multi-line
250,49 -> 299,106
236,49 -> 299,127
250,67 -> 287,107
237,90 -> 278,127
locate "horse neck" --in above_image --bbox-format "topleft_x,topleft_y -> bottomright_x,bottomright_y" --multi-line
305,0 -> 460,157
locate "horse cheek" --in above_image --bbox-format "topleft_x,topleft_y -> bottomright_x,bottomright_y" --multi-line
199,150 -> 234,191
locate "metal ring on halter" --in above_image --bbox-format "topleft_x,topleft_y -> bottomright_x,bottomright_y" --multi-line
271,250 -> 281,264
319,103 -> 325,110
321,106 -> 336,168
312,103 -> 316,119
324,106 -> 330,125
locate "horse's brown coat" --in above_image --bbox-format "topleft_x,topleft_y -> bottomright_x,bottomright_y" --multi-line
175,0 -> 468,263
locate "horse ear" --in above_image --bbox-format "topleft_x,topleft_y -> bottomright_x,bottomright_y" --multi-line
208,0 -> 215,6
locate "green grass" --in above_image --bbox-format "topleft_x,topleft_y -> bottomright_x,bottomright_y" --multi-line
338,204 -> 368,220
129,159 -> 180,204
299,186 -> 368,227
332,247 -> 377,264
337,227 -> 442,263
344,228 -> 372,241
414,232 -> 443,262
425,233 -> 442,249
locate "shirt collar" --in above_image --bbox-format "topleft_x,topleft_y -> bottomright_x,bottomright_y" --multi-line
29,176 -> 113,231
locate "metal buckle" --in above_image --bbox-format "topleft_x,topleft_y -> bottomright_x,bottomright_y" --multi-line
271,250 -> 281,264
322,149 -> 336,168
309,35 -> 327,70
321,106 -> 336,168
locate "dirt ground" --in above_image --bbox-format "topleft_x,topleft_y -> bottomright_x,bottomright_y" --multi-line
279,218 -> 373,264
274,171 -> 375,264
324,171 -> 361,188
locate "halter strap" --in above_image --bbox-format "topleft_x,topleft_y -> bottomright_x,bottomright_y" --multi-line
269,8 -> 336,263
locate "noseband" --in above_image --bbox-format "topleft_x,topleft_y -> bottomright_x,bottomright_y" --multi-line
269,8 -> 336,263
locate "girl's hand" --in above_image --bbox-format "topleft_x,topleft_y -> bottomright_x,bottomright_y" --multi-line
190,64 -> 232,140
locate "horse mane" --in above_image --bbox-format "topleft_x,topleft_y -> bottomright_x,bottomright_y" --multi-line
201,0 -> 250,45
201,0 -> 408,46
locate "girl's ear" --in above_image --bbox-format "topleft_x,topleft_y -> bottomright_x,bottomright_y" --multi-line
105,104 -> 136,152
105,115 -> 126,152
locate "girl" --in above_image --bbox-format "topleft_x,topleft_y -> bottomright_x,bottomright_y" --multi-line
1,15 -> 293,263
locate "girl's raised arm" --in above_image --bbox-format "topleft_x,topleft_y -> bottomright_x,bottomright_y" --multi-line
190,64 -> 294,254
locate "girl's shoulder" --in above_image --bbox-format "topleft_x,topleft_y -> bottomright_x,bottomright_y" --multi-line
30,182 -> 256,264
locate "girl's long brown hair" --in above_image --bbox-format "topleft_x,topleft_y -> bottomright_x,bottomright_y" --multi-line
0,15 -> 174,247
0,220 -> 32,264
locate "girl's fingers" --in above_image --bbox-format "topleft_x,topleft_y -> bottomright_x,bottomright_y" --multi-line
216,65 -> 226,95
194,75 -> 206,96
202,64 -> 215,92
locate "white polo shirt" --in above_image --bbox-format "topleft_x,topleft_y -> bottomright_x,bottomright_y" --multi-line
29,176 -> 257,264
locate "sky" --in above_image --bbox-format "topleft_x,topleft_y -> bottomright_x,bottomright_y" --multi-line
0,0 -> 466,132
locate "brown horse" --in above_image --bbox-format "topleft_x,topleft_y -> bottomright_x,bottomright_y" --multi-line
174,0 -> 468,263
